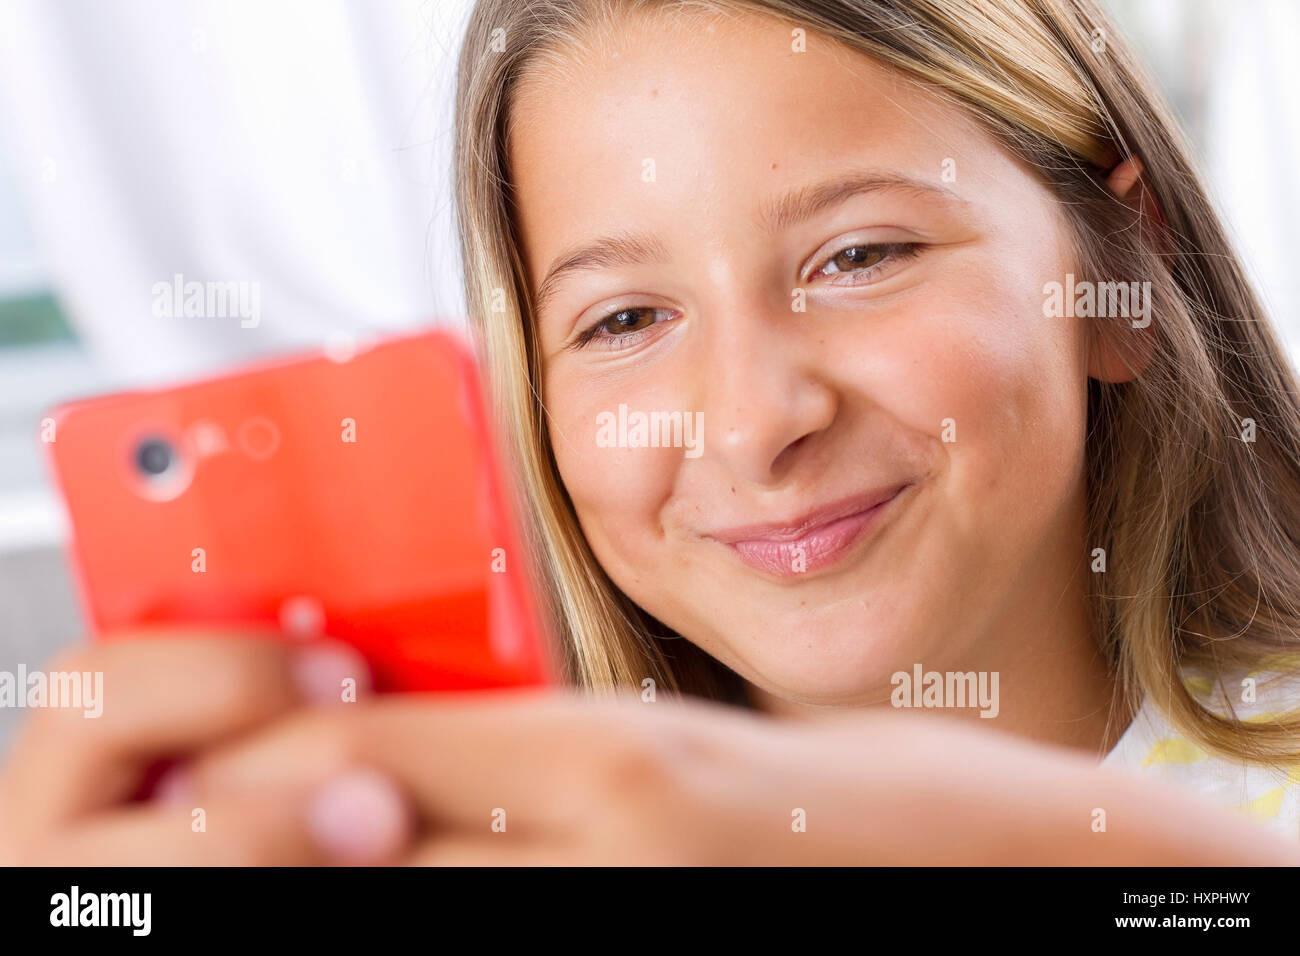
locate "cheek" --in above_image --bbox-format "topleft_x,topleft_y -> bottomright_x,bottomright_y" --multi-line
836,258 -> 1087,534
543,366 -> 685,554
935,274 -> 1086,530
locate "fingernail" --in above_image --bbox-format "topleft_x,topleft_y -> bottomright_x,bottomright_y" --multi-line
152,764 -> 196,808
305,768 -> 412,864
291,644 -> 372,705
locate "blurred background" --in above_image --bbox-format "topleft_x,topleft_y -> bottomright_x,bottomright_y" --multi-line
0,0 -> 1297,749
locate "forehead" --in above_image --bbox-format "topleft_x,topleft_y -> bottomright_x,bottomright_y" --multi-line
506,8 -> 996,282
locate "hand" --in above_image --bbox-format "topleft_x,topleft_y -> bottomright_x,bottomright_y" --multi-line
166,690 -> 1300,865
0,630 -> 394,865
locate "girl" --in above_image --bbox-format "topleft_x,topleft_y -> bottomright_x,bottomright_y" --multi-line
3,0 -> 1300,865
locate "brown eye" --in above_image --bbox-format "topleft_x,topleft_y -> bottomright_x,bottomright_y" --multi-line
570,305 -> 678,351
600,308 -> 656,335
828,245 -> 884,273
812,241 -> 923,286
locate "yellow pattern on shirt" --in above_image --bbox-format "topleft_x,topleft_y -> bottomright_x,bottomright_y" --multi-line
1102,665 -> 1300,839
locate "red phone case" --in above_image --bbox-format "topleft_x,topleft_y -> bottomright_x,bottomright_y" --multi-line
44,329 -> 554,693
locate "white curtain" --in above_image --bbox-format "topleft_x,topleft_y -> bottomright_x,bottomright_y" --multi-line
0,0 -> 1296,380
1109,0 -> 1300,367
1202,0 -> 1300,365
0,0 -> 473,385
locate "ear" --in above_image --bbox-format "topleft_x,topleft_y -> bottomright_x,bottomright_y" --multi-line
1087,157 -> 1162,383
1105,156 -> 1168,236
1088,322 -> 1154,383
1106,156 -> 1143,200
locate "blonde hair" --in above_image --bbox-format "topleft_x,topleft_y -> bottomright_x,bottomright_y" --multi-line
453,0 -> 1300,767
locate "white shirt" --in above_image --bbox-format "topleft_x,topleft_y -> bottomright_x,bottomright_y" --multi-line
1101,662 -> 1300,841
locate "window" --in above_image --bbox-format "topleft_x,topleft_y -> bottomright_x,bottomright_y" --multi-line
0,116 -> 98,548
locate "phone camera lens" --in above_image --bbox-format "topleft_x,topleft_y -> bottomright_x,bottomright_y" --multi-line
135,438 -> 175,478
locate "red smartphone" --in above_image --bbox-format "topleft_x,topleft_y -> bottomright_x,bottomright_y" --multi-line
43,328 -> 554,693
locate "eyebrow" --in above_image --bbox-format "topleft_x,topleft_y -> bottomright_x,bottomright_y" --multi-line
533,230 -> 669,317
758,169 -> 962,232
532,169 -> 963,315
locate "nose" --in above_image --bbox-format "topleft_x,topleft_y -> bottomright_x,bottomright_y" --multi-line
698,308 -> 838,486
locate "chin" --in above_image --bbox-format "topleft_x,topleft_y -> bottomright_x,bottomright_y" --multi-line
727,604 -> 941,705
745,665 -> 897,708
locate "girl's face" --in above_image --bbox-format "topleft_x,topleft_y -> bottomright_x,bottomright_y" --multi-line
509,10 -> 1095,707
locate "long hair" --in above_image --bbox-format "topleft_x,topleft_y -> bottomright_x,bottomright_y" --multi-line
453,0 -> 1300,767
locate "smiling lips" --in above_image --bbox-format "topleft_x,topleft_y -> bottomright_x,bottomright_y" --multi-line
707,484 -> 910,578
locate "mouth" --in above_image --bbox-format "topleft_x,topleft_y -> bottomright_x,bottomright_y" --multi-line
705,483 -> 912,580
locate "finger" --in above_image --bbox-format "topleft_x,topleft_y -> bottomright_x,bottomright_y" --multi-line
187,690 -> 718,833
25,769 -> 411,866
405,833 -> 583,866
4,630 -> 370,829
